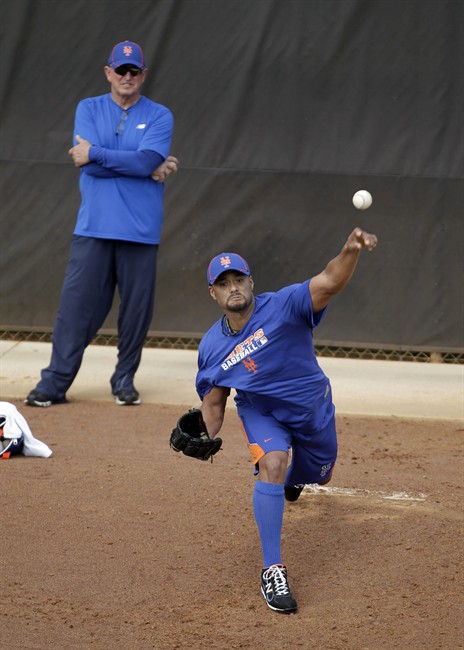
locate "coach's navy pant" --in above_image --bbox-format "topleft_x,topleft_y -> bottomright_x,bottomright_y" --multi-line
36,236 -> 158,401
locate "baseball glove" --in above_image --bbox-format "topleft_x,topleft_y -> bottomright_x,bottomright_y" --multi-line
170,408 -> 222,462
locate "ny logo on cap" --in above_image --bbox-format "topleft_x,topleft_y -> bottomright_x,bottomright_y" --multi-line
123,45 -> 133,57
220,256 -> 231,268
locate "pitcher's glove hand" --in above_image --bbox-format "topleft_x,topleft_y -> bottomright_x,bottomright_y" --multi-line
170,408 -> 222,462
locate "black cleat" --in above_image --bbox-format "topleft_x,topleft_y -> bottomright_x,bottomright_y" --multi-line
24,389 -> 53,408
115,388 -> 141,406
261,564 -> 297,614
284,484 -> 305,502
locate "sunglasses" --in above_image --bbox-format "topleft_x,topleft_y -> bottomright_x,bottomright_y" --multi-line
114,65 -> 142,77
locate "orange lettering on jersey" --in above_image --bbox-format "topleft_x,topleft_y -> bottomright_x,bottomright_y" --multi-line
235,335 -> 254,356
242,356 -> 258,373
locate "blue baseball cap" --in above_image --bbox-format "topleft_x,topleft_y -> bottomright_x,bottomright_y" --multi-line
107,40 -> 146,70
207,253 -> 251,285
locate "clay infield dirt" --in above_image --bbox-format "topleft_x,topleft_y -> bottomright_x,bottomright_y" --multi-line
1,399 -> 462,650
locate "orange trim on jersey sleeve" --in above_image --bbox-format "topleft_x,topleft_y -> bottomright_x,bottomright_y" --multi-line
239,419 -> 265,465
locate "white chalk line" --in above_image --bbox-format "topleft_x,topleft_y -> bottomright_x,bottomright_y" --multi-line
303,485 -> 427,502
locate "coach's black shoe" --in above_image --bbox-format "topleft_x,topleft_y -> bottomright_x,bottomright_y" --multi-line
284,484 -> 305,502
115,388 -> 141,406
24,389 -> 53,408
261,564 -> 297,614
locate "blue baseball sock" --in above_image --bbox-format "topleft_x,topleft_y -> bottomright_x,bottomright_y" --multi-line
253,480 -> 285,568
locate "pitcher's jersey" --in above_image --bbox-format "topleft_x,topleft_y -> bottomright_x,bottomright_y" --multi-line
196,280 -> 330,423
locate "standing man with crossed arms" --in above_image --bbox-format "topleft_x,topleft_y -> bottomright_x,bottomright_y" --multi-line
26,40 -> 178,408
195,228 -> 378,614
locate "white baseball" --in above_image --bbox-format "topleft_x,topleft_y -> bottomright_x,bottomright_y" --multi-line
352,190 -> 373,210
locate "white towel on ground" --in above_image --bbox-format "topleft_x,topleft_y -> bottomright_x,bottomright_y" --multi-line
0,401 -> 53,457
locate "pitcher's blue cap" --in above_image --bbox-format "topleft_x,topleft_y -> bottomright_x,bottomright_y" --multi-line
207,253 -> 251,285
108,41 -> 146,69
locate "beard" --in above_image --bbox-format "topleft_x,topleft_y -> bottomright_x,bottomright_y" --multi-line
226,293 -> 249,311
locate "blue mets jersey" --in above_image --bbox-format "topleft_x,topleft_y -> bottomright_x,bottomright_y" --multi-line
196,280 -> 332,428
73,93 -> 173,244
